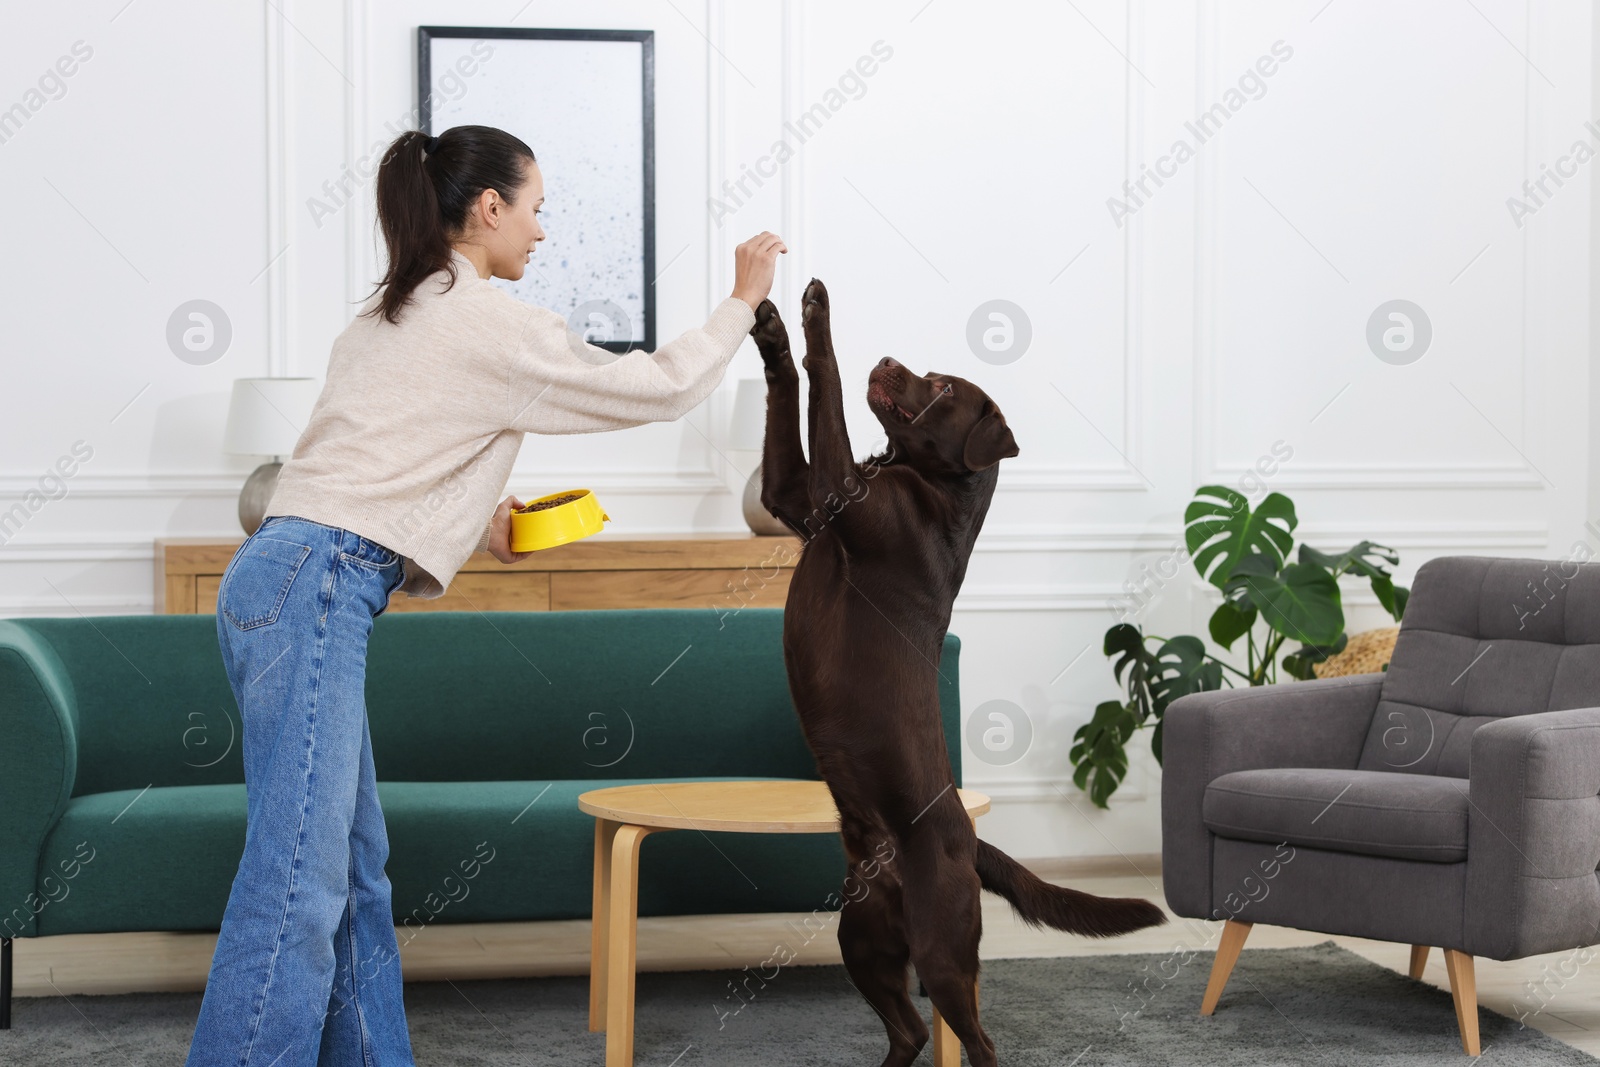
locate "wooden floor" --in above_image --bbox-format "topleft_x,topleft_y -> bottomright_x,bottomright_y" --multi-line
11,857 -> 1600,1056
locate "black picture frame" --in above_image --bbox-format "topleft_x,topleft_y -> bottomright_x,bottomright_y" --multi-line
417,26 -> 656,354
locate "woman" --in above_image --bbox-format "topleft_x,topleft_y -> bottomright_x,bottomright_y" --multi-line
184,124 -> 784,1066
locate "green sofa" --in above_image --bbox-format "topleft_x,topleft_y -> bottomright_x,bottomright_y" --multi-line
0,607 -> 962,1026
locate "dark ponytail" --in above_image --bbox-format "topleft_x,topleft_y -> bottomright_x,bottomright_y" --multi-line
363,124 -> 537,326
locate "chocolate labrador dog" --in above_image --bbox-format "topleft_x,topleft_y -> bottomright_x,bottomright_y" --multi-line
749,280 -> 1166,1067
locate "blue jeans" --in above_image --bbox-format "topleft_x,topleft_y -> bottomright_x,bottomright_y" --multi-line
186,515 -> 414,1067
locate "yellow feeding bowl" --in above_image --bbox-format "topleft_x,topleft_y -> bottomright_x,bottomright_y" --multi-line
509,489 -> 610,552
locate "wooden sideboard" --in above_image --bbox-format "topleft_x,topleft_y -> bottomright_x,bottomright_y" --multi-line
155,532 -> 803,614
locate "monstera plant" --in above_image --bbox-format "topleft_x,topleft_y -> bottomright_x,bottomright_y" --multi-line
1069,485 -> 1410,807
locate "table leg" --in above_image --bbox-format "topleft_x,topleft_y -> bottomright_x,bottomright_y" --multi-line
589,818 -> 621,1031
932,1005 -> 957,1065
606,823 -> 656,1067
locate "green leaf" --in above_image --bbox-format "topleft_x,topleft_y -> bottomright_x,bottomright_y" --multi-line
1185,487 -> 1298,589
1148,637 -> 1224,718
1369,575 -> 1398,619
1281,632 -> 1349,681
1208,599 -> 1256,650
1237,562 -> 1344,646
1298,540 -> 1399,581
1226,551 -> 1281,580
1069,700 -> 1137,808
1220,552 -> 1280,605
1280,655 -> 1316,681
1104,623 -> 1144,682
1089,751 -> 1127,807
1298,541 -> 1409,623
1068,758 -> 1094,793
1366,573 -> 1410,622
1103,623 -> 1158,723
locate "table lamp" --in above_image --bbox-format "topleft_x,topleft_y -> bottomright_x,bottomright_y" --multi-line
729,377 -> 788,535
223,377 -> 320,534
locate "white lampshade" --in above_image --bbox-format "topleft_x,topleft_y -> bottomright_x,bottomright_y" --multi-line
223,377 -> 320,457
729,377 -> 767,451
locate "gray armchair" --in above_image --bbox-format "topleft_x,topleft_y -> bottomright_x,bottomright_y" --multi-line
1162,554 -> 1600,1056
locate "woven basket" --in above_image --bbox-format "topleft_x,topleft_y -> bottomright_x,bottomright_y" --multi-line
1312,626 -> 1400,678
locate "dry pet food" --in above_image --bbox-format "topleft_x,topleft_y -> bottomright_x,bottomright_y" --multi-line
519,493 -> 584,513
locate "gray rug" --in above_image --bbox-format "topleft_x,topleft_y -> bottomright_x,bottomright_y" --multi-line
1,942 -> 1592,1065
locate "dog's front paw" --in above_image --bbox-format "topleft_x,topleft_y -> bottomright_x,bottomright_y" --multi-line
751,298 -> 783,343
750,299 -> 796,375
801,278 -> 829,327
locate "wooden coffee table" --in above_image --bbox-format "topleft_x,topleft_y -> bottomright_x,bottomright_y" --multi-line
578,780 -> 992,1067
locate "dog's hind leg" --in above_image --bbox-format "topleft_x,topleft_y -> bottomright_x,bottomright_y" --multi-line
749,298 -> 813,534
900,824 -> 997,1067
836,833 -> 928,1067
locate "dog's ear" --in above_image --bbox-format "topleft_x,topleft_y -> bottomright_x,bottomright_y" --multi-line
962,409 -> 1019,471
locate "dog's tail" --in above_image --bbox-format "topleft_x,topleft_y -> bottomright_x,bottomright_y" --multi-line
974,839 -> 1166,938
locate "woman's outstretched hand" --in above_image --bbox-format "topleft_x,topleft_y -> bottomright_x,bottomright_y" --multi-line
732,232 -> 788,312
487,494 -> 534,564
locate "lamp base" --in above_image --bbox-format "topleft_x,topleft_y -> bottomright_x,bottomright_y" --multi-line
239,462 -> 282,535
741,467 -> 791,536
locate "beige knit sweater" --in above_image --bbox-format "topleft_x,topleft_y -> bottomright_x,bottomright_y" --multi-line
265,248 -> 757,599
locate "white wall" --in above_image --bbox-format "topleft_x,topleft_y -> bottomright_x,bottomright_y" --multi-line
2,0 -> 1595,863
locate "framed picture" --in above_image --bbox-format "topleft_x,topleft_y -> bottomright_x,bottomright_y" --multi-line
418,26 -> 655,354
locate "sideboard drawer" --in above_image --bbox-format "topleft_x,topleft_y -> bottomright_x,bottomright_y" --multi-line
384,571 -> 551,613
197,575 -> 222,615
550,568 -> 793,611
198,572 -> 554,615
157,534 -> 801,614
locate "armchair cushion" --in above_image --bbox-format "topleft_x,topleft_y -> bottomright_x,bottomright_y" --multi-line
1161,673 -> 1385,918
1204,768 -> 1469,863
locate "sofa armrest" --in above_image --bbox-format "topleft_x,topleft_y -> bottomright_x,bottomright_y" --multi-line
1465,706 -> 1600,959
940,631 -> 962,786
0,621 -> 79,938
1160,673 -> 1385,919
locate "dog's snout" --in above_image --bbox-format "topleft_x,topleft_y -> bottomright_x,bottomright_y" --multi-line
877,357 -> 899,369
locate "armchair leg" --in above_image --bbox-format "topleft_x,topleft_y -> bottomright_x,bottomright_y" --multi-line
1409,945 -> 1430,980
2,936 -> 10,1029
1444,949 -> 1480,1056
1200,920 -> 1252,1015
